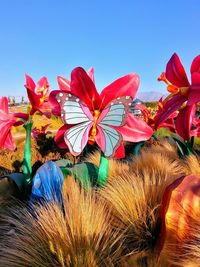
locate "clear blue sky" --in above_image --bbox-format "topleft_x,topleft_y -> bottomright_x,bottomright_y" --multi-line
0,0 -> 199,97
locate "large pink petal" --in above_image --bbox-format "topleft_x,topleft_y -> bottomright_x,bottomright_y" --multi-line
70,67 -> 101,111
37,77 -> 49,89
49,90 -> 62,116
187,73 -> 200,105
175,104 -> 196,141
154,94 -> 187,129
0,120 -> 16,149
114,114 -> 153,142
25,74 -> 36,91
54,124 -> 71,149
100,73 -> 140,109
166,53 -> 190,87
2,131 -> 16,150
191,55 -> 200,74
57,76 -> 71,92
0,97 -> 9,113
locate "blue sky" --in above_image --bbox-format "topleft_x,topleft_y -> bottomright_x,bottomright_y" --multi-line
0,0 -> 199,98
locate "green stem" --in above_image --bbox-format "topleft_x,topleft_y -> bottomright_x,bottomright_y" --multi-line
97,152 -> 109,186
190,136 -> 195,149
22,120 -> 33,194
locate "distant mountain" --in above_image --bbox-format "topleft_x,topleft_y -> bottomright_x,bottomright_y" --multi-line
136,91 -> 166,102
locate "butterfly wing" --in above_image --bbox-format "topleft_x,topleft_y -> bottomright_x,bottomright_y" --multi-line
56,92 -> 94,124
97,96 -> 132,126
56,92 -> 94,156
96,96 -> 132,157
64,121 -> 93,156
96,124 -> 122,157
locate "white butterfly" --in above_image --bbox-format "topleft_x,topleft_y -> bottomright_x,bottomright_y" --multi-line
56,92 -> 132,157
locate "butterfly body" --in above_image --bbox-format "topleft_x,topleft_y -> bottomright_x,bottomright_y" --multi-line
56,93 -> 132,157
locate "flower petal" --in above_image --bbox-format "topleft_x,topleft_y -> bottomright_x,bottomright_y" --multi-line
100,73 -> 140,109
0,120 -> 16,149
114,113 -> 153,142
70,67 -> 101,110
159,117 -> 176,133
49,90 -> 62,116
57,76 -> 71,92
190,55 -> 200,74
154,94 -> 187,129
187,73 -> 200,105
175,104 -> 196,141
114,143 -> 125,159
87,67 -> 95,83
25,74 -> 36,91
37,77 -> 49,89
13,112 -> 29,122
0,97 -> 9,113
54,124 -> 71,149
166,53 -> 190,87
26,88 -> 40,108
2,131 -> 16,150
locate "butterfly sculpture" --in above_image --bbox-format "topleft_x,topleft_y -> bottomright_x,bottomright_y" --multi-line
56,92 -> 132,157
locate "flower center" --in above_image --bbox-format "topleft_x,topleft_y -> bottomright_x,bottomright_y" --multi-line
88,110 -> 100,144
36,85 -> 49,105
158,72 -> 179,94
158,72 -> 189,97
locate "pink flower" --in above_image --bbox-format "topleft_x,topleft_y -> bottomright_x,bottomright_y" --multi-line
49,68 -> 94,116
0,97 -> 28,150
155,53 -> 200,129
50,67 -> 153,158
25,75 -> 50,117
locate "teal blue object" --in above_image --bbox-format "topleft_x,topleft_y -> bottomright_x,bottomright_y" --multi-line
97,152 -> 109,186
0,172 -> 25,193
133,141 -> 145,155
55,159 -> 73,168
30,161 -> 64,204
59,162 -> 99,189
8,173 -> 25,192
22,121 -> 33,195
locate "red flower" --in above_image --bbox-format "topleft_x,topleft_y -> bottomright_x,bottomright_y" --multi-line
50,67 -> 153,158
49,68 -> 94,116
25,75 -> 50,117
0,97 -> 28,150
156,98 -> 197,141
137,100 -> 176,133
155,53 -> 200,129
175,104 -> 196,141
